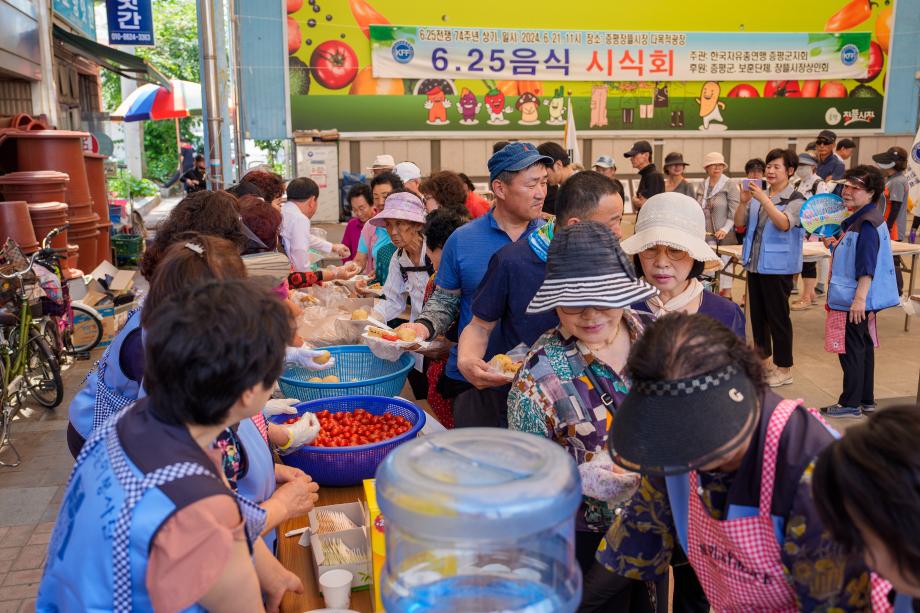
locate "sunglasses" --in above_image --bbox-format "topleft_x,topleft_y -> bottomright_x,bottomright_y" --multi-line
816,138 -> 834,146
639,246 -> 689,261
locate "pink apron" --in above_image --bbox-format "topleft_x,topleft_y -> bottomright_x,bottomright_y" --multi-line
686,399 -> 892,612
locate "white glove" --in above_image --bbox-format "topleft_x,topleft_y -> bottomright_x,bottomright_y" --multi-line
279,412 -> 321,453
284,346 -> 335,371
263,398 -> 299,418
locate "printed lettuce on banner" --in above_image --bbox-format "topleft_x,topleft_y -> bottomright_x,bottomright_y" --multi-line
286,0 -> 895,133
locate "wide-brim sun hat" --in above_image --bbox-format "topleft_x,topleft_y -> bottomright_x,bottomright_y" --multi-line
702,152 -> 726,168
368,191 -> 426,227
526,221 -> 658,314
619,193 -> 719,262
609,363 -> 760,476
663,152 -> 689,168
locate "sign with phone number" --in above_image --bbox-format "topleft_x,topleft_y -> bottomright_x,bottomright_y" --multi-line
370,26 -> 870,82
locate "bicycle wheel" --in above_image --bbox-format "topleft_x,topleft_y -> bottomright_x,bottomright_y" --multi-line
70,303 -> 104,353
0,358 -> 20,468
24,329 -> 63,409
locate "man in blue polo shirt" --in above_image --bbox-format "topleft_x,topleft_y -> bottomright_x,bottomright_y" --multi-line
399,142 -> 550,427
814,130 -> 845,182
456,172 -> 626,419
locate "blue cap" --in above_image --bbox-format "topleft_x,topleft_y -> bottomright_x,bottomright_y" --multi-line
488,142 -> 552,182
798,152 -> 818,166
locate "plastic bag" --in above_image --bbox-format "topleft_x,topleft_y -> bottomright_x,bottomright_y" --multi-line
487,343 -> 531,380
578,453 -> 641,505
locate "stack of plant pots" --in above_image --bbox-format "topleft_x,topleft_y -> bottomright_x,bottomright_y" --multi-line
0,200 -> 38,253
0,170 -> 75,266
9,130 -> 99,270
84,152 -> 112,266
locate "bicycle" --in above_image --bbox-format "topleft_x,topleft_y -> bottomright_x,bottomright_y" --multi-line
0,230 -> 66,467
32,238 -> 105,364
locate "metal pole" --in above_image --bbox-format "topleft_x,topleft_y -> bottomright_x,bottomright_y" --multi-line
229,0 -> 247,176
197,0 -> 228,189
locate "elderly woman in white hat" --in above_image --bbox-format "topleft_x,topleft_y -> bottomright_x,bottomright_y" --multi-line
363,191 -> 433,323
697,152 -> 740,300
621,192 -> 745,337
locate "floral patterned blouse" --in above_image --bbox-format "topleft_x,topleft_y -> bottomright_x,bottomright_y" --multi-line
507,310 -> 649,532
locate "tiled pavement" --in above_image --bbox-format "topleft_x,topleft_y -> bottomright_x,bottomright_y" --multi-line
0,283 -> 918,610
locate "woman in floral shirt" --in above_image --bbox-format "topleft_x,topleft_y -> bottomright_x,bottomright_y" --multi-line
507,221 -> 657,579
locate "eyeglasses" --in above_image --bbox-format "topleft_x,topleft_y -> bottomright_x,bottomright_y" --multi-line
559,305 -> 615,315
638,246 -> 689,261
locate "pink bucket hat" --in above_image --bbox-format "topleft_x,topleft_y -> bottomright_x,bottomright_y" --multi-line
368,191 -> 427,227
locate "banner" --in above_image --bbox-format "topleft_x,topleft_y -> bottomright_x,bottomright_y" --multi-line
370,28 -> 870,83
53,0 -> 96,38
286,0 -> 895,133
106,0 -> 155,46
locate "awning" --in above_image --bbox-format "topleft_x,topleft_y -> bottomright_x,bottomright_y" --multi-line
52,24 -> 171,90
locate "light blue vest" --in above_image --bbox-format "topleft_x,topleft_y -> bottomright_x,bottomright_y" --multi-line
69,309 -> 143,439
38,405 -> 267,612
741,198 -> 805,275
236,418 -> 277,549
828,221 -> 900,312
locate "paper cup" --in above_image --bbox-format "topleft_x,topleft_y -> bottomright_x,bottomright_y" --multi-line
319,569 -> 353,608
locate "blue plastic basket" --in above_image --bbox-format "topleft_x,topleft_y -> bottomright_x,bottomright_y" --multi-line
278,345 -> 414,401
270,396 -> 426,486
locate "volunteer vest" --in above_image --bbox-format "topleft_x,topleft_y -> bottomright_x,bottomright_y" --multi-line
235,418 -> 277,549
38,400 -> 267,612
69,309 -> 143,439
828,220 -> 900,312
741,195 -> 805,275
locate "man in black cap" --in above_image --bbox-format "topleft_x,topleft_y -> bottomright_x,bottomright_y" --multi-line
814,130 -> 845,181
180,154 -> 207,193
624,140 -> 664,212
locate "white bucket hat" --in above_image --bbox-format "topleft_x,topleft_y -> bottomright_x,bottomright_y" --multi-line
702,152 -> 726,168
367,154 -> 396,170
620,192 -> 719,262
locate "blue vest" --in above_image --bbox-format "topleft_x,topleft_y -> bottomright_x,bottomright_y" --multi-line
69,309 -> 143,439
39,401 -> 267,612
828,221 -> 900,312
235,418 -> 277,549
741,196 -> 805,275
894,593 -> 915,613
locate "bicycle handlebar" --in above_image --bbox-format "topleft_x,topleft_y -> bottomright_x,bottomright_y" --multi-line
0,225 -> 70,280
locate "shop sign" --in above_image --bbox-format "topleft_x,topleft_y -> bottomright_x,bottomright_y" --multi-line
54,0 -> 97,39
106,0 -> 155,46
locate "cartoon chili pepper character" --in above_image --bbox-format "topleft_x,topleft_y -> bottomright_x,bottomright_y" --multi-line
696,81 -> 727,131
457,88 -> 481,125
424,86 -> 451,125
484,88 -> 512,125
516,91 -> 541,125
544,86 -> 566,125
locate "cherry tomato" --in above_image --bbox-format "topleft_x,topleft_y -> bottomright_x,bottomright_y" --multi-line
310,41 -> 358,90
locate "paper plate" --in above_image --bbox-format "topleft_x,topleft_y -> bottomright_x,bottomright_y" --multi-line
799,193 -> 848,237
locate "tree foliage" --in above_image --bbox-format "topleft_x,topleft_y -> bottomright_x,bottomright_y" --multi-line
101,0 -> 202,183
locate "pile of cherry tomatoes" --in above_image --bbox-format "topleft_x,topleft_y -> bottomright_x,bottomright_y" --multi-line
285,408 -> 412,448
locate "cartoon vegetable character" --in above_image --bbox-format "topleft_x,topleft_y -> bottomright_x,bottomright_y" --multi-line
544,86 -> 566,125
516,92 -> 541,125
484,89 -> 512,125
457,88 -> 481,125
824,0 -> 873,32
424,86 -> 451,125
348,0 -> 390,38
696,81 -> 727,131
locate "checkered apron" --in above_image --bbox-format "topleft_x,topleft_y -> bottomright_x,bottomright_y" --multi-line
86,308 -> 143,434
67,406 -> 268,612
686,399 -> 892,612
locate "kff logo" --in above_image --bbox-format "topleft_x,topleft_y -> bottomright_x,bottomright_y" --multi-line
840,44 -> 859,67
392,40 -> 414,64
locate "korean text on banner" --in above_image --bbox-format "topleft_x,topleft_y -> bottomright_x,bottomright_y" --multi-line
106,0 -> 155,46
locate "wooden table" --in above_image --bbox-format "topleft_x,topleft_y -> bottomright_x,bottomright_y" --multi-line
893,241 -> 920,331
278,485 -> 373,613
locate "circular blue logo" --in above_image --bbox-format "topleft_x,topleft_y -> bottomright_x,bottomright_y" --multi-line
392,40 -> 414,64
840,44 -> 859,66
912,142 -> 920,165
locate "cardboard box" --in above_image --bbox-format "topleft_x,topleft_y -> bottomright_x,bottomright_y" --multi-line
308,527 -> 372,589
83,261 -> 138,307
307,501 -> 368,536
96,301 -> 137,348
363,479 -> 385,612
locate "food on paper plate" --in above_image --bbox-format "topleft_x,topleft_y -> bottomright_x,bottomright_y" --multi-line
367,326 -> 399,342
490,354 -> 522,377
397,327 -> 417,342
323,375 -> 340,383
351,308 -> 369,320
314,350 -> 331,365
